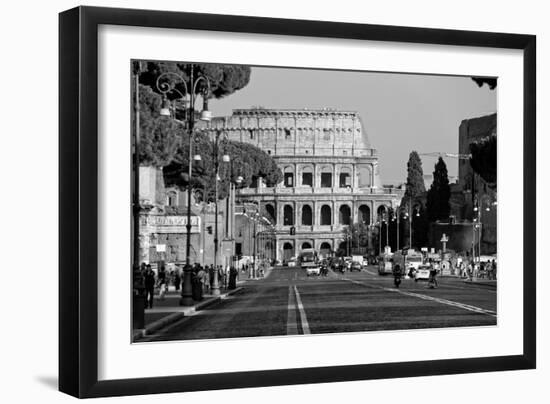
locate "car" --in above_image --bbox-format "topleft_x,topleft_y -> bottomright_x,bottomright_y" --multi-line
287,258 -> 297,267
350,261 -> 362,272
306,265 -> 321,276
414,264 -> 431,281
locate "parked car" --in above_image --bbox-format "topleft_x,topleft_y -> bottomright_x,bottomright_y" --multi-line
350,261 -> 362,272
414,264 -> 431,281
306,265 -> 321,276
287,257 -> 297,267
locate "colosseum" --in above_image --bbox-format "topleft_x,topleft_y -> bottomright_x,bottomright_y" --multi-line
208,107 -> 403,262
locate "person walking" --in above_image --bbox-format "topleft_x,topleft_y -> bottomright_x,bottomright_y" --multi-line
174,267 -> 181,291
157,264 -> 167,300
427,259 -> 438,288
144,264 -> 156,309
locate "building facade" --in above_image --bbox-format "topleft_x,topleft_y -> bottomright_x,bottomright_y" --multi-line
138,166 -> 229,268
208,108 -> 403,261
458,113 -> 497,254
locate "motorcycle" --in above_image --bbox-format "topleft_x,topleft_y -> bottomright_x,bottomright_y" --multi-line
393,265 -> 403,288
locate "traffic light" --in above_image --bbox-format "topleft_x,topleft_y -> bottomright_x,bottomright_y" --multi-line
207,226 -> 213,234
290,226 -> 295,235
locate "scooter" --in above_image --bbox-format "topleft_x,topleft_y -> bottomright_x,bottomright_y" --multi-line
393,274 -> 402,288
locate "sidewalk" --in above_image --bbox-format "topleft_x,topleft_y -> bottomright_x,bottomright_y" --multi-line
134,266 -> 273,341
133,286 -> 243,341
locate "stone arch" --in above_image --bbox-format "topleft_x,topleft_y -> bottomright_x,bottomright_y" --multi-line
282,242 -> 294,262
320,205 -> 332,225
357,165 -> 372,188
377,205 -> 389,223
319,242 -> 332,257
283,165 -> 294,188
265,203 -> 276,224
283,204 -> 294,226
301,204 -> 313,225
301,241 -> 313,250
339,204 -> 351,225
338,166 -> 353,188
358,204 -> 371,225
320,165 -> 333,188
300,164 -> 314,187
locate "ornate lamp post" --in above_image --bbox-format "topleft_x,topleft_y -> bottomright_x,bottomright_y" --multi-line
156,65 -> 211,306
211,130 -> 230,296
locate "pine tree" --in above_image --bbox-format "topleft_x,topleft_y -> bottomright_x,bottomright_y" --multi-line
426,157 -> 451,222
404,151 -> 426,199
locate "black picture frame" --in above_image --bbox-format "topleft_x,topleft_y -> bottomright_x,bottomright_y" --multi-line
59,6 -> 536,398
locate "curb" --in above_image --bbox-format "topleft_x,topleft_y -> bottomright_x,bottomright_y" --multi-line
133,287 -> 243,341
463,279 -> 497,287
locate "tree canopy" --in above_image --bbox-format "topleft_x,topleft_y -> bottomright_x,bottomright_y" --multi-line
469,134 -> 497,187
162,134 -> 282,202
137,84 -> 181,167
426,157 -> 451,222
138,62 -> 251,100
404,151 -> 426,202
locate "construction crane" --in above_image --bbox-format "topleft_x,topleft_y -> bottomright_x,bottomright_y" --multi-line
418,152 -> 471,160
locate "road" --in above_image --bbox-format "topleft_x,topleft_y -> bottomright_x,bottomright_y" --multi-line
141,266 -> 497,342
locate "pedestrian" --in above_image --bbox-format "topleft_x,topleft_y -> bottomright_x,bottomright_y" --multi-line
428,259 -> 438,288
144,264 -> 156,309
228,266 -> 238,290
197,265 -> 207,296
491,259 -> 497,280
174,267 -> 181,291
157,264 -> 167,300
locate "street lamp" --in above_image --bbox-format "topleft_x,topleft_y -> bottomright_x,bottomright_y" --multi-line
210,130 -> 230,296
156,65 -> 211,306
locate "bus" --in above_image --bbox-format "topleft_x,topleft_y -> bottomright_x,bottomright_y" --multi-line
299,249 -> 319,268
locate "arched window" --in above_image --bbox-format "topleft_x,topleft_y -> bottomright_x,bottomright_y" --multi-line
283,166 -> 294,188
320,205 -> 332,225
301,166 -> 313,187
357,166 -> 372,188
339,167 -> 352,188
265,204 -> 276,224
359,205 -> 371,225
301,242 -> 312,250
301,205 -> 313,225
283,242 -> 294,262
319,242 -> 332,257
283,205 -> 294,226
377,205 -> 388,223
339,205 -> 351,225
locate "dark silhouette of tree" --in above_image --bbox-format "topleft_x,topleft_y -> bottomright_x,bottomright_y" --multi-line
139,62 -> 251,100
343,222 -> 370,252
471,77 -> 497,90
404,151 -> 426,200
426,157 -> 451,222
470,134 -> 497,188
163,137 -> 282,202
137,84 -> 180,167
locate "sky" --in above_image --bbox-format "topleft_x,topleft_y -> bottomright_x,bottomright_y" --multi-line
209,66 -> 496,184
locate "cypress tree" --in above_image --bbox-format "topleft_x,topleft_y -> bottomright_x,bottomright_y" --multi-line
426,157 -> 451,222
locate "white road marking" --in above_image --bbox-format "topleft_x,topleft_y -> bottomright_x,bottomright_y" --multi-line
286,286 -> 298,335
348,279 -> 496,318
293,286 -> 311,334
363,269 -> 378,276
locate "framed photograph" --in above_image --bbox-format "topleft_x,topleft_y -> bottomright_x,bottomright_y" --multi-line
59,6 -> 536,398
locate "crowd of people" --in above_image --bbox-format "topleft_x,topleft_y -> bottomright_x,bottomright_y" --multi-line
139,262 -> 240,309
456,258 -> 497,281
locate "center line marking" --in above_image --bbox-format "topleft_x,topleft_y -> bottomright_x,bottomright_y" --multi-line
294,286 -> 311,334
286,286 -> 298,335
